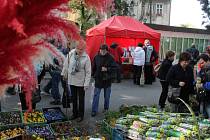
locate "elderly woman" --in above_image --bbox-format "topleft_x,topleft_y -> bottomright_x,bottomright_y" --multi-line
62,44 -> 91,122
166,52 -> 194,112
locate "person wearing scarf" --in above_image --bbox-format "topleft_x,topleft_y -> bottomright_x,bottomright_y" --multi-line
62,44 -> 91,122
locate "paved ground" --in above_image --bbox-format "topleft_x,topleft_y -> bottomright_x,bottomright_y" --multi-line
0,77 -> 161,134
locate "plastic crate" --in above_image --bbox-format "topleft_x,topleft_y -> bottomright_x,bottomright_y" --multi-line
0,111 -> 23,126
50,121 -> 81,137
0,125 -> 25,140
43,107 -> 67,123
102,120 -> 114,137
22,110 -> 47,125
25,124 -> 53,139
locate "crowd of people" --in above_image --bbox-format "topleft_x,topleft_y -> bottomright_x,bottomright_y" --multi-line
2,38 -> 210,121
158,44 -> 210,119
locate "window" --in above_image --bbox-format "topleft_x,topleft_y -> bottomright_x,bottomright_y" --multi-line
199,39 -> 204,52
188,38 -> 194,48
156,3 -> 163,16
183,38 -> 189,51
195,39 -> 199,49
176,38 -> 183,59
171,37 -> 177,52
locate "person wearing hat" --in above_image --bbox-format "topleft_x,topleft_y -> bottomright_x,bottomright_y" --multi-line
109,43 -> 123,83
91,44 -> 116,117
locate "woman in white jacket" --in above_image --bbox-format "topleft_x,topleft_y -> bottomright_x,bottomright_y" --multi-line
132,43 -> 145,85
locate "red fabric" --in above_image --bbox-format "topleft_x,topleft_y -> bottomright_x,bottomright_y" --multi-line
109,47 -> 123,64
86,16 -> 161,61
87,16 -> 160,39
0,0 -> 111,110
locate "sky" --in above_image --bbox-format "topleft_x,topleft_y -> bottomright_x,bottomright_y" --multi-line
170,0 -> 205,29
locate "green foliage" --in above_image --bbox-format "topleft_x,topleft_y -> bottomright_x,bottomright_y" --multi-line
111,0 -> 130,16
68,0 -> 98,36
198,0 -> 210,29
177,98 -> 201,140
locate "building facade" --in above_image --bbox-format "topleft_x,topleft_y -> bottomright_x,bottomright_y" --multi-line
124,0 -> 171,25
146,24 -> 210,60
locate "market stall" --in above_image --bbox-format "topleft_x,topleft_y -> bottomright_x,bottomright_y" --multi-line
103,105 -> 210,140
86,16 -> 161,78
0,107 -> 105,140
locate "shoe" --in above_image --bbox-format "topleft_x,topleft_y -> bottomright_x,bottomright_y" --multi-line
50,100 -> 61,105
76,117 -> 83,122
70,115 -> 77,120
102,109 -> 108,113
91,112 -> 96,117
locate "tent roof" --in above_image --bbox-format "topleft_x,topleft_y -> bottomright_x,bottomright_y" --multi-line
86,16 -> 161,40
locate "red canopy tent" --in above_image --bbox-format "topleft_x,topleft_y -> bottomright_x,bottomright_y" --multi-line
86,16 -> 161,60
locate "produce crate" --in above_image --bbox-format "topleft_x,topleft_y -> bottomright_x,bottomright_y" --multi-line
43,107 -> 67,123
112,129 -> 128,140
102,120 -> 114,138
25,124 -> 53,139
50,121 -> 81,137
22,110 -> 47,125
0,111 -> 23,126
0,125 -> 25,140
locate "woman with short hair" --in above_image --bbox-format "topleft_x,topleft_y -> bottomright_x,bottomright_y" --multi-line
158,50 -> 175,110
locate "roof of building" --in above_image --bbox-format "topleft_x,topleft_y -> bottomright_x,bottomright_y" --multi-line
145,23 -> 210,35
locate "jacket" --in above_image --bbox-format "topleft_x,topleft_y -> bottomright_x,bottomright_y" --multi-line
92,53 -> 116,88
158,59 -> 173,81
109,46 -> 123,64
198,64 -> 210,101
144,45 -> 158,65
166,64 -> 194,102
61,49 -> 91,87
132,47 -> 145,66
186,47 -> 199,66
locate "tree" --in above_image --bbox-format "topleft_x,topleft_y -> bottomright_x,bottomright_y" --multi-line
111,0 -> 130,16
198,0 -> 210,29
69,0 -> 99,37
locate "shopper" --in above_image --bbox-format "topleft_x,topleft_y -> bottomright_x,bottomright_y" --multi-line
91,44 -> 116,117
196,54 -> 210,119
158,51 -> 175,110
109,43 -> 123,83
62,44 -> 91,122
144,39 -> 158,85
166,52 -> 194,112
186,43 -> 199,67
131,43 -> 145,85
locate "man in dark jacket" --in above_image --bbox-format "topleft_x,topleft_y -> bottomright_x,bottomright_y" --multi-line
144,39 -> 158,85
186,43 -> 199,67
109,43 -> 123,83
91,44 -> 116,117
158,51 -> 175,109
166,52 -> 194,112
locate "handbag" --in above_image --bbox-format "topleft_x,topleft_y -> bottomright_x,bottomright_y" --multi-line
32,88 -> 41,104
168,87 -> 181,104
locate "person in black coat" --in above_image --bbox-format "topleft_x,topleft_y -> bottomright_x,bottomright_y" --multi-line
166,52 -> 194,105
158,51 -> 175,109
186,43 -> 199,67
91,44 -> 116,117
